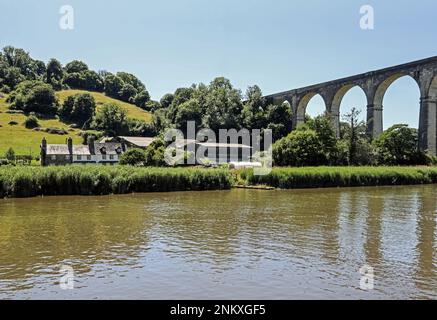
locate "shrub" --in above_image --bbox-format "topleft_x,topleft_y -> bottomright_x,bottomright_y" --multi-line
0,166 -> 232,198
119,149 -> 146,166
7,80 -> 58,115
24,115 -> 40,129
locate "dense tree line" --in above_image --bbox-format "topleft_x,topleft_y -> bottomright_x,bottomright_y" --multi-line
273,112 -> 433,167
0,46 -> 151,109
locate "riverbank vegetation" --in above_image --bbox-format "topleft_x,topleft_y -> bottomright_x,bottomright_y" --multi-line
240,166 -> 437,189
0,166 -> 232,198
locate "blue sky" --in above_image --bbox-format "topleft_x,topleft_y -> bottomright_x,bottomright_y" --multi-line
1,0 -> 436,128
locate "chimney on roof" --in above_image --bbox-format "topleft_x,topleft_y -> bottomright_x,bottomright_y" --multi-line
67,137 -> 73,155
87,136 -> 95,154
41,137 -> 47,166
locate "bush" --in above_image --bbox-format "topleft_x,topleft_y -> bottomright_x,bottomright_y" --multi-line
119,149 -> 146,166
242,167 -> 437,189
0,166 -> 232,198
373,124 -> 426,165
7,80 -> 58,115
59,93 -> 96,126
24,115 -> 40,129
273,129 -> 325,167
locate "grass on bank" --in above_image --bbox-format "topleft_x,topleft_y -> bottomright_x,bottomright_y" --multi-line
239,166 -> 437,189
0,166 -> 232,198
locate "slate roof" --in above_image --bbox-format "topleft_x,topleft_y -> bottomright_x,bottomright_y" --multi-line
46,144 -> 70,155
118,136 -> 156,148
94,143 -> 123,155
46,142 -> 123,156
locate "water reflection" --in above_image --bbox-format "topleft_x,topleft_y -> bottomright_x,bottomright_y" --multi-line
0,186 -> 436,299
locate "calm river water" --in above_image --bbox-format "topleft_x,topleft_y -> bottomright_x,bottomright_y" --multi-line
0,186 -> 436,299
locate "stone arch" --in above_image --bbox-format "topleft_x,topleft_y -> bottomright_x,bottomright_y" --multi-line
296,92 -> 327,127
367,73 -> 420,138
373,73 -> 420,107
330,84 -> 368,136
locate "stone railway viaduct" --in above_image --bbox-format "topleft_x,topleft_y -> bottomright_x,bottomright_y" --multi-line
264,56 -> 437,154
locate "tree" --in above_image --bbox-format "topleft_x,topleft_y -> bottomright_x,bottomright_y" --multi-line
119,148 -> 146,166
305,115 -> 339,164
272,129 -> 325,167
91,103 -> 128,136
118,83 -> 137,102
202,77 -> 243,133
5,147 -> 15,161
242,85 -> 267,130
104,74 -> 124,98
24,115 -> 40,129
160,93 -> 174,109
264,102 -> 293,141
7,80 -> 58,114
132,90 -> 151,108
342,107 -> 364,165
373,124 -> 426,165
46,58 -> 63,89
67,93 -> 96,126
144,139 -> 167,166
174,99 -> 203,132
64,60 -> 88,73
116,72 -> 145,91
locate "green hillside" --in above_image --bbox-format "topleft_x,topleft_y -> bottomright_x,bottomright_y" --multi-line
0,90 -> 152,156
56,90 -> 152,122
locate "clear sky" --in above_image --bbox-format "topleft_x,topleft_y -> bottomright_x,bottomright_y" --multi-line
1,0 -> 436,129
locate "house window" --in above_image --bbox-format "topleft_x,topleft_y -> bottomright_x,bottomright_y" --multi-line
109,155 -> 114,160
77,155 -> 82,161
51,155 -> 56,160
87,155 -> 91,161
102,155 -> 107,160
65,155 -> 70,160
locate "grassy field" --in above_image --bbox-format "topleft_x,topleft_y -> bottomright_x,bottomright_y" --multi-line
56,90 -> 152,122
240,166 -> 437,189
0,94 -> 82,156
0,166 -> 232,198
0,90 -> 152,156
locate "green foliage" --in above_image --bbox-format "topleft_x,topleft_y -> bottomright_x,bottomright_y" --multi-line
160,93 -> 174,108
0,46 -> 45,89
273,129 -> 325,167
144,139 -> 167,166
46,58 -> 63,89
373,124 -> 426,165
91,103 -> 128,136
0,166 -> 232,198
64,60 -> 89,73
59,93 -> 96,126
5,147 -> 15,161
7,80 -> 58,114
104,74 -> 124,97
132,90 -> 151,108
119,148 -> 146,166
242,167 -> 437,189
24,115 -> 40,129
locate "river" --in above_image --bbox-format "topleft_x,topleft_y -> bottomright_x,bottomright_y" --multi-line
0,186 -> 436,299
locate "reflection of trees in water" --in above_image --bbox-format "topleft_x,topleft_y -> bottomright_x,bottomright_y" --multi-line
415,188 -> 437,295
0,195 -> 151,285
